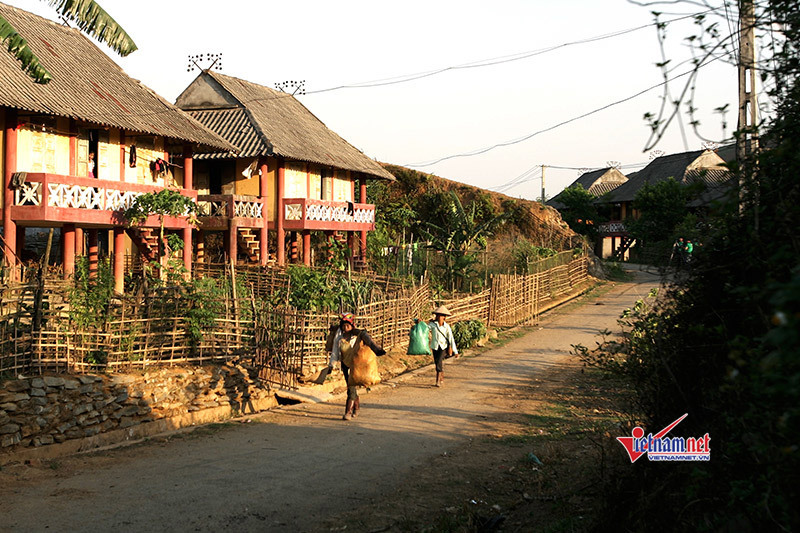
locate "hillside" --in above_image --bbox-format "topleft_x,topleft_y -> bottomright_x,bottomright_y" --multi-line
375,164 -> 579,248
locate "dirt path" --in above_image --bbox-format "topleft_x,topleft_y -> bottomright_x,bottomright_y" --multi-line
0,271 -> 661,532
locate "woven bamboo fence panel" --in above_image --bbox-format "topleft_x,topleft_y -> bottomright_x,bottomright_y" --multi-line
0,283 -> 36,375
488,253 -> 589,327
441,290 -> 491,324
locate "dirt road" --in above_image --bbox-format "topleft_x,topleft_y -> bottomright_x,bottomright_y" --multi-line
0,271 -> 660,532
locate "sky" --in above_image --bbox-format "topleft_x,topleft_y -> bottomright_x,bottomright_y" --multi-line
7,0 -> 748,199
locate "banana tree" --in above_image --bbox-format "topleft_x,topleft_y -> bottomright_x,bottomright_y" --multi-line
418,191 -> 506,292
1,0 -> 137,84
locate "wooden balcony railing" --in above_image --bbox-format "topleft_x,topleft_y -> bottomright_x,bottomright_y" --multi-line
282,198 -> 375,231
10,173 -> 196,228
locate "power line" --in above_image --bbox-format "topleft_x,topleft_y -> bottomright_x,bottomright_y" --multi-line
72,11 -> 714,131
403,54 -> 723,168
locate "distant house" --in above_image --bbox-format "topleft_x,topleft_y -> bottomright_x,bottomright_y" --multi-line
547,166 -> 628,210
175,71 -> 395,267
0,2 -> 232,291
594,148 -> 734,259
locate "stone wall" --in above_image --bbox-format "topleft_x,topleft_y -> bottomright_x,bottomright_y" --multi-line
0,361 -> 276,456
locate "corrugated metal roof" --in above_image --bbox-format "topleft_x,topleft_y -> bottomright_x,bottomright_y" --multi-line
182,71 -> 394,180
190,108 -> 268,160
604,150 -> 709,202
548,167 -> 626,209
0,3 -> 233,151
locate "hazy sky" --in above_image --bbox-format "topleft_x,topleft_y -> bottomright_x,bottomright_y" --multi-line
7,0 -> 745,199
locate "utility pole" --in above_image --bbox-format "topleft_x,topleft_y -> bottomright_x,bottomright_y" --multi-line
540,165 -> 546,205
737,0 -> 759,222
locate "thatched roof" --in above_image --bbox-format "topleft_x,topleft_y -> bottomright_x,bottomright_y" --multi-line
175,71 -> 395,180
0,3 -> 233,151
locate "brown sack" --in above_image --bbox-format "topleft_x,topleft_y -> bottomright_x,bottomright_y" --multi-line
347,342 -> 381,387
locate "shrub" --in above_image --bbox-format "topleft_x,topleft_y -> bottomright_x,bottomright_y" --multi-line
452,319 -> 487,351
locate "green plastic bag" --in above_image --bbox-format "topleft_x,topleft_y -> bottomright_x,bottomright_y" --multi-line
407,319 -> 432,355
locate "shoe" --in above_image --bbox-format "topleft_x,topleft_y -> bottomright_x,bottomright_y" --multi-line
343,400 -> 354,421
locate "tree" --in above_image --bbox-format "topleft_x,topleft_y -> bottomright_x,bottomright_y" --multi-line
555,184 -> 603,240
582,2 -> 800,530
625,178 -> 688,244
0,0 -> 137,84
418,191 -> 505,291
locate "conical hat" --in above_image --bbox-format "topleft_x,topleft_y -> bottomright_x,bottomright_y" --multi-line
432,305 -> 452,316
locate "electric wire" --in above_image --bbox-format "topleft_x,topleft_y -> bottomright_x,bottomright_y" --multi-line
404,54 -> 723,168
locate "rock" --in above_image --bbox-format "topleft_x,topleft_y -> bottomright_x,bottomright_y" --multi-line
4,393 -> 30,402
5,380 -> 30,392
31,378 -> 45,388
1,433 -> 20,447
43,376 -> 65,388
0,423 -> 21,434
0,402 -> 17,412
34,435 -> 54,446
32,397 -> 48,406
118,417 -> 137,429
29,388 -> 46,397
63,380 -> 79,390
78,375 -> 97,384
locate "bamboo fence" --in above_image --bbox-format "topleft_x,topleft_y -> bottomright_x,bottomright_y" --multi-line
0,250 -> 590,383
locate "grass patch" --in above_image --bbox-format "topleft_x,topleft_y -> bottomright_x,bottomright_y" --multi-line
602,261 -> 633,281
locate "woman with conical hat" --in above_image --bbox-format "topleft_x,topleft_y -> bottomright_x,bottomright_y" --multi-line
428,305 -> 458,387
326,312 -> 386,420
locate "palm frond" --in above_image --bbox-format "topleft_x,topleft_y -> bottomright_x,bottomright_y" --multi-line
0,14 -> 52,83
46,0 -> 137,56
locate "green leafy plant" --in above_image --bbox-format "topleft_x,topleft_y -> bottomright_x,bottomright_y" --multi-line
184,277 -> 226,349
123,189 -> 197,279
452,319 -> 487,351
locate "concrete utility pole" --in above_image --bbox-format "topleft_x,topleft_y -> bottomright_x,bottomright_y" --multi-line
737,0 -> 759,219
540,165 -> 546,205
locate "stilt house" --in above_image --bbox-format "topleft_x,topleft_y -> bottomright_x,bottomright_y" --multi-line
0,3 -> 234,292
175,71 -> 395,268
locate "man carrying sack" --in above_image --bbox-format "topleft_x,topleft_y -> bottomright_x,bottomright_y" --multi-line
326,312 -> 386,420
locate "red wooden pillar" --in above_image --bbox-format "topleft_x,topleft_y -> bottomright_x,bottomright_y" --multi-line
113,227 -> 125,294
359,177 -> 367,258
259,159 -> 269,265
276,163 -> 286,266
182,144 -> 194,276
62,224 -> 76,278
302,230 -> 311,266
75,227 -> 84,255
3,109 -> 18,272
87,229 -> 99,278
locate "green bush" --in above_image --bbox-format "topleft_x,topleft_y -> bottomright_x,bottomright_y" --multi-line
452,319 -> 487,351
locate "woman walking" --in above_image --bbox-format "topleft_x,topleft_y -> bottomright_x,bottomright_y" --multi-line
326,312 -> 386,420
428,306 -> 458,387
